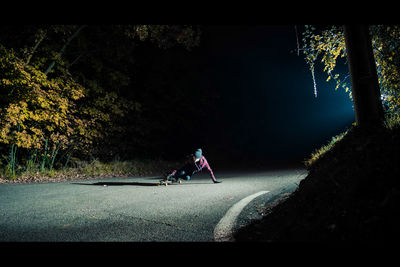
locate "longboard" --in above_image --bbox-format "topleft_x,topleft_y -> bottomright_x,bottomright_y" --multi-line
158,179 -> 183,186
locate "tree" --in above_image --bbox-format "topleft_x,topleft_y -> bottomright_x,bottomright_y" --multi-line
343,24 -> 384,127
0,25 -> 202,174
0,46 -> 88,172
301,25 -> 400,126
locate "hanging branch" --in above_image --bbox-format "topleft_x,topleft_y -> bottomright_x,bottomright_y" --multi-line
294,25 -> 300,57
310,63 -> 318,98
69,51 -> 85,68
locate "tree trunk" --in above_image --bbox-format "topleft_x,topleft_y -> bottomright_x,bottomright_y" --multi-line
343,24 -> 384,127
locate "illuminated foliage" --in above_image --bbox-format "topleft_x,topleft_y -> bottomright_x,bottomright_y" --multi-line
371,25 -> 400,123
302,25 -> 348,97
301,25 -> 400,122
0,45 -> 135,173
0,25 -> 202,177
0,46 -> 86,153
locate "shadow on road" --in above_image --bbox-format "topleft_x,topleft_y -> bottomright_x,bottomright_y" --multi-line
72,181 -> 160,186
72,181 -> 211,186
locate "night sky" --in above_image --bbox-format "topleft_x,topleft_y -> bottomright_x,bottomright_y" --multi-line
180,25 -> 354,167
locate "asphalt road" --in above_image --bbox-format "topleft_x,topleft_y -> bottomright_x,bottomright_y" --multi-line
0,168 -> 307,242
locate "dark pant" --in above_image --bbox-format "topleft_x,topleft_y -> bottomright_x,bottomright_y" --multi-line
173,169 -> 191,180
172,163 -> 194,181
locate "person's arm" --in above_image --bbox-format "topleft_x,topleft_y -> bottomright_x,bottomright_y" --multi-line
200,157 -> 220,183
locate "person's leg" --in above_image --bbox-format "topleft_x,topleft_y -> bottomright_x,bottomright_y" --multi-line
175,170 -> 186,181
174,169 -> 193,182
167,164 -> 188,181
169,163 -> 194,182
166,172 -> 176,182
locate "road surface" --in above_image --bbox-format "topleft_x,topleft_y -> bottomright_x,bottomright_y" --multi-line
0,168 -> 306,242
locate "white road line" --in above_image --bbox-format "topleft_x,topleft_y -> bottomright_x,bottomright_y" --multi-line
214,190 -> 269,242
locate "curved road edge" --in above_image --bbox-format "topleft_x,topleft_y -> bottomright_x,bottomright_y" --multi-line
214,190 -> 270,242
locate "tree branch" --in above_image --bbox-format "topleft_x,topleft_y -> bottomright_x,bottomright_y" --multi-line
44,25 -> 87,76
26,29 -> 47,65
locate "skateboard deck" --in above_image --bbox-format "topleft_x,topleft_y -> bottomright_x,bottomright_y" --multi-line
158,179 -> 183,186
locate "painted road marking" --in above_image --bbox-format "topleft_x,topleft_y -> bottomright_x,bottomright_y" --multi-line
214,190 -> 269,242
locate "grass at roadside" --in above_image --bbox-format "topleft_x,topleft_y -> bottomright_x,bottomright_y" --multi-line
304,130 -> 349,168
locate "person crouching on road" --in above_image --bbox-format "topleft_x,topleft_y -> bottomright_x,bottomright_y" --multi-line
167,148 -> 221,184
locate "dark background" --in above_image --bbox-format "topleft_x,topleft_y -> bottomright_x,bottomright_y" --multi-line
154,25 -> 354,168
0,23 -> 355,170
